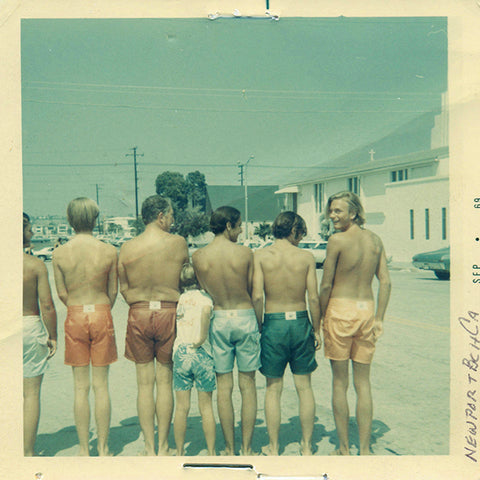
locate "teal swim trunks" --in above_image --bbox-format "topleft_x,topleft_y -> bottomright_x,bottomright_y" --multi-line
210,309 -> 261,374
260,310 -> 317,378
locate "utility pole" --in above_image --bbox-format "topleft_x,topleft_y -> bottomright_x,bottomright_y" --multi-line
96,183 -> 101,206
237,155 -> 254,240
126,147 -> 144,220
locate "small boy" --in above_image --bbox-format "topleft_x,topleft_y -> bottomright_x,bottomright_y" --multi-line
173,263 -> 216,456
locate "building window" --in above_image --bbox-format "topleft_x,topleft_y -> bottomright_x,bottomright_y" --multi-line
442,207 -> 447,240
348,176 -> 360,194
292,193 -> 298,213
314,183 -> 324,213
425,208 -> 430,240
410,209 -> 414,240
391,169 -> 408,182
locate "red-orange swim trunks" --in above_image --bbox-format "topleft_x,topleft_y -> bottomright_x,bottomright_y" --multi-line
65,304 -> 117,367
125,301 -> 177,364
323,298 -> 375,364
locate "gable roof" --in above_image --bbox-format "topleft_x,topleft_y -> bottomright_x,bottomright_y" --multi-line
206,185 -> 281,222
286,110 -> 446,185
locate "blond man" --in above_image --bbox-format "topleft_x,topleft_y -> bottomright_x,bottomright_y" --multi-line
23,213 -> 57,456
53,198 -> 118,456
119,195 -> 189,456
320,191 -> 391,455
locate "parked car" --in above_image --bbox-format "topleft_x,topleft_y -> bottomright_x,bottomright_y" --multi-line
33,246 -> 55,261
259,240 -> 327,268
412,246 -> 450,280
297,241 -> 328,268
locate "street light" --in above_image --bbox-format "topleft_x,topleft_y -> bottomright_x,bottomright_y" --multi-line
237,155 -> 254,240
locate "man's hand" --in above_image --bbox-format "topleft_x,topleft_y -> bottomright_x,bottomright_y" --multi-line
47,339 -> 57,359
314,330 -> 322,351
373,318 -> 384,342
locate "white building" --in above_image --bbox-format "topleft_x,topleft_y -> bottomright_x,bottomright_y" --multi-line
276,94 -> 449,262
103,216 -> 136,237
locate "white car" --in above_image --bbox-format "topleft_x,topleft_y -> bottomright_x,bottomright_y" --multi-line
297,241 -> 328,267
33,246 -> 55,261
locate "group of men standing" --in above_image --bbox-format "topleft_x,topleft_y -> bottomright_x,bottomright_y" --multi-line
22,190 -> 390,457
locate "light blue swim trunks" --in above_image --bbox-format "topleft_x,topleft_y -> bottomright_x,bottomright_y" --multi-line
23,315 -> 49,378
209,309 -> 261,374
173,345 -> 216,392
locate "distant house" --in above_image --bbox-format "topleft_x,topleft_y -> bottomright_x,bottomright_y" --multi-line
276,93 -> 449,262
103,216 -> 136,237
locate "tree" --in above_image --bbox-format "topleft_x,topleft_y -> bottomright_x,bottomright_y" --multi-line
186,171 -> 208,211
174,206 -> 210,239
155,171 -> 188,210
254,222 -> 272,241
154,170 -> 210,238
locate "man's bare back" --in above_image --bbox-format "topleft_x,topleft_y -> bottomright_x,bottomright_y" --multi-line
254,241 -> 315,313
23,253 -> 47,316
192,238 -> 253,310
328,227 -> 385,301
53,234 -> 118,306
119,229 -> 188,305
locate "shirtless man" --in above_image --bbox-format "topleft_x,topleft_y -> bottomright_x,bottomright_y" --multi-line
319,191 -> 391,455
23,213 -> 57,456
118,195 -> 188,456
192,206 -> 260,456
53,198 -> 118,456
252,211 -> 320,456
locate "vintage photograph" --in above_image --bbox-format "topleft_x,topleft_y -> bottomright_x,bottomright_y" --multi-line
20,15 -> 449,457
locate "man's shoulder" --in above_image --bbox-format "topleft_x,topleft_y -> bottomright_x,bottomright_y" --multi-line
24,253 -> 46,273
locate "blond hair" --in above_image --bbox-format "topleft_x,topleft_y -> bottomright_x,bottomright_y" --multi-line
326,191 -> 366,227
180,263 -> 199,291
67,197 -> 99,232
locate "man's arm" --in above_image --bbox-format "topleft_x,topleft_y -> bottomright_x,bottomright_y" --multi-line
251,251 -> 264,330
373,242 -> 392,341
319,235 -> 341,319
305,254 -> 321,349
192,305 -> 213,348
37,262 -> 57,358
246,248 -> 254,297
107,247 -> 118,307
117,250 -> 130,304
52,252 -> 68,306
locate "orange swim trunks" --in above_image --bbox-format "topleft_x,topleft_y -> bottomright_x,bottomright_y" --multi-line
125,301 -> 177,364
65,304 -> 118,367
323,298 -> 375,364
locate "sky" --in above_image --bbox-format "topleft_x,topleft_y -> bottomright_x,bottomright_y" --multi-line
21,17 -> 448,217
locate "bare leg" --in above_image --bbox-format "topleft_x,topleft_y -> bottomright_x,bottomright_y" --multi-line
198,390 -> 216,455
23,375 -> 43,456
293,373 -> 315,455
352,361 -> 373,455
263,376 -> 283,455
216,372 -> 235,455
72,366 -> 91,456
174,389 -> 191,456
156,362 -> 174,455
92,365 -> 111,456
135,361 -> 156,455
238,370 -> 257,455
330,360 -> 350,455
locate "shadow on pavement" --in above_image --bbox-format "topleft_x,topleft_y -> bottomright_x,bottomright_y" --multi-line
36,425 -> 78,456
323,418 -> 390,454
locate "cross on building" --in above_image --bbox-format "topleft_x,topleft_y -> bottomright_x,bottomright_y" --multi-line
369,148 -> 376,162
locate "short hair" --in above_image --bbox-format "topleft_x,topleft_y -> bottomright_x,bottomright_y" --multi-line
23,212 -> 31,244
210,206 -> 241,235
272,211 -> 307,240
326,191 -> 366,226
141,195 -> 172,225
180,263 -> 198,291
67,197 -> 99,232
